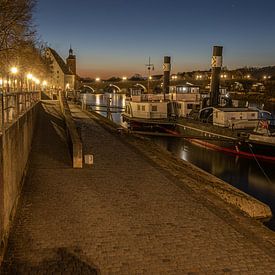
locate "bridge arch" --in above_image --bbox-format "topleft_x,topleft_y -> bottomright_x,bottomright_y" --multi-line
82,85 -> 95,92
135,83 -> 147,92
109,84 -> 121,92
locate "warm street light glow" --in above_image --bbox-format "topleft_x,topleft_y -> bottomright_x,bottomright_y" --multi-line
10,67 -> 18,74
149,76 -> 152,80
122,76 -> 127,81
27,73 -> 33,80
172,75 -> 178,80
35,79 -> 40,84
95,77 -> 100,82
42,80 -> 47,86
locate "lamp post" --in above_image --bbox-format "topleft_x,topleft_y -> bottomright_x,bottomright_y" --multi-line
27,73 -> 33,91
146,57 -> 154,94
10,67 -> 18,92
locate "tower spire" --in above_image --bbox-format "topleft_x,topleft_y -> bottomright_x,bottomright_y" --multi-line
69,44 -> 73,56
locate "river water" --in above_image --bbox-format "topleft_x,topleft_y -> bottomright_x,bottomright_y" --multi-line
87,93 -> 275,229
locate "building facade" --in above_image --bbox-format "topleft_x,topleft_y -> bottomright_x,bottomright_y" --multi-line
46,47 -> 77,90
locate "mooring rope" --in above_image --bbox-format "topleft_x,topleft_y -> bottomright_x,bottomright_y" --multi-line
248,144 -> 273,185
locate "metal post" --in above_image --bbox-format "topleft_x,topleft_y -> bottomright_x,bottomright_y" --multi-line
146,57 -> 154,94
210,46 -> 223,107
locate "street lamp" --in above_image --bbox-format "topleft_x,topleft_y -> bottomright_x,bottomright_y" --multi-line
95,77 -> 100,82
10,67 -> 18,74
26,73 -> 33,91
10,67 -> 18,92
122,76 -> 127,81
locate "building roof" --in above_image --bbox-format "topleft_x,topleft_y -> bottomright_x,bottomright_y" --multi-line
215,107 -> 258,112
48,48 -> 73,75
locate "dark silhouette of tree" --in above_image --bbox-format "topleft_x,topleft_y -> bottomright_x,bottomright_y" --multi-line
0,0 -> 50,80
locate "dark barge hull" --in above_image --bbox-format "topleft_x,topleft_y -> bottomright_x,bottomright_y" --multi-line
176,120 -> 275,162
123,115 -> 275,162
189,139 -> 275,162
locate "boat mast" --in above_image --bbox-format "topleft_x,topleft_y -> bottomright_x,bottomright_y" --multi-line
146,57 -> 154,93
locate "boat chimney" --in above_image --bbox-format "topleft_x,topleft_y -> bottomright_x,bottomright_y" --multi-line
210,46 -> 223,106
163,56 -> 171,95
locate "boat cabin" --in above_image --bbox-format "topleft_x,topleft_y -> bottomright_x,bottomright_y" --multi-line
213,107 -> 259,129
124,86 -> 168,119
169,84 -> 200,101
169,84 -> 201,117
128,87 -> 165,102
124,101 -> 168,119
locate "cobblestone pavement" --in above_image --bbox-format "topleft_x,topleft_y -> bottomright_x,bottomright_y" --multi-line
1,101 -> 275,274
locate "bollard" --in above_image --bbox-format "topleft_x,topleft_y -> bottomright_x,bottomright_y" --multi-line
210,46 -> 223,107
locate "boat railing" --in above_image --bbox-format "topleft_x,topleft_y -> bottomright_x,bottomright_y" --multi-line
149,112 -> 168,119
129,94 -> 166,102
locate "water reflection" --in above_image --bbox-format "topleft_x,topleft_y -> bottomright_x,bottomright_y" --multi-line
85,94 -> 275,228
87,93 -> 127,127
153,136 -> 275,229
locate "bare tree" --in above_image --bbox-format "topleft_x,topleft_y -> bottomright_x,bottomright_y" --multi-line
0,0 -> 51,86
0,0 -> 36,53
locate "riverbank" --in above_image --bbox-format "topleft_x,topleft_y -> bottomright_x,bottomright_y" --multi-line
78,105 -> 273,221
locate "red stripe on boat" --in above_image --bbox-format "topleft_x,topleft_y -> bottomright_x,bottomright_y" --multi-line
189,139 -> 275,162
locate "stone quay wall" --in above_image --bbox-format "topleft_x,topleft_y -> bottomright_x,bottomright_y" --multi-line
0,102 -> 39,260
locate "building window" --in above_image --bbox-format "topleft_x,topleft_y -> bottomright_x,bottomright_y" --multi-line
152,105 -> 157,112
142,105 -> 145,111
187,104 -> 193,109
57,70 -> 59,74
137,105 -> 140,111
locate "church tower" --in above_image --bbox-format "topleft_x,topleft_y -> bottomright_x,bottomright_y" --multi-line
66,46 -> 76,75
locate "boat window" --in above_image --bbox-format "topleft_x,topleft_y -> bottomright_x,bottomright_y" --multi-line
142,105 -> 145,111
152,105 -> 157,112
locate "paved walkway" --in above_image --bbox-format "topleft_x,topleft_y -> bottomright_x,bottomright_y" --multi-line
1,101 -> 275,274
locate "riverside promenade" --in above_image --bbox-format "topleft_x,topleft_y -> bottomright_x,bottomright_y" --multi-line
1,101 -> 275,274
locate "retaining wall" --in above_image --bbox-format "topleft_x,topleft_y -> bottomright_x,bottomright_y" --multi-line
0,103 -> 39,260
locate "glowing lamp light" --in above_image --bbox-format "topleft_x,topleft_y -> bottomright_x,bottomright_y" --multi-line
149,76 -> 152,80
27,73 -> 33,80
122,76 -> 127,81
95,77 -> 100,82
10,67 -> 18,74
42,80 -> 47,86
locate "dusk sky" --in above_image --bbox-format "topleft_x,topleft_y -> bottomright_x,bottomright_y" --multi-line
35,0 -> 275,78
